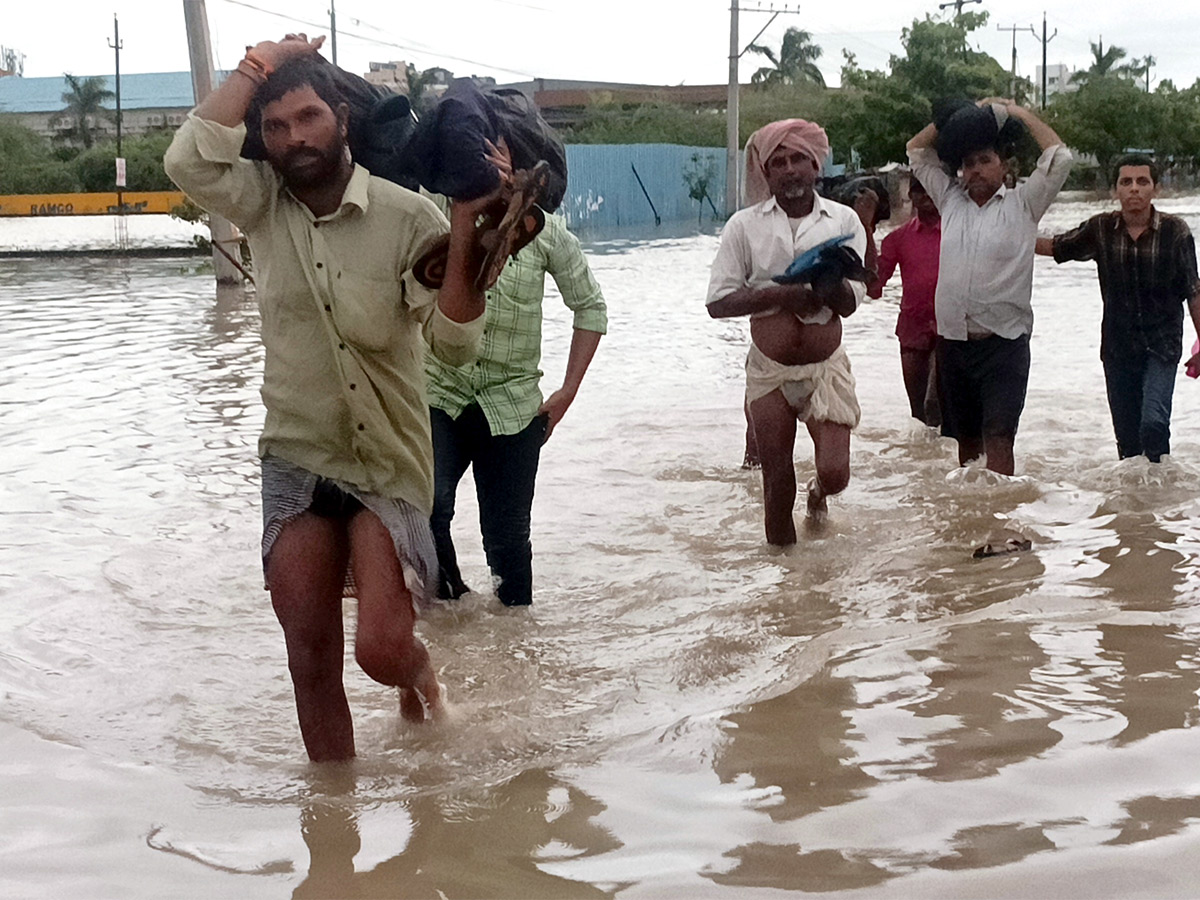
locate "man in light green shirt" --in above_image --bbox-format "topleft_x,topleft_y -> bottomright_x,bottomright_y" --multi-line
427,211 -> 606,606
164,35 -> 503,761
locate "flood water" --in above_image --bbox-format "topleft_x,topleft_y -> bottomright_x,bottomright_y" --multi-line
3,197 -> 1200,898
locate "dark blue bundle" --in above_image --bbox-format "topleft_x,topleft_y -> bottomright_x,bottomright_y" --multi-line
772,234 -> 869,288
397,79 -> 568,211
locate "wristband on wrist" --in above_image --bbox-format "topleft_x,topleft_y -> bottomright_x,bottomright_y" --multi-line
243,49 -> 275,78
236,59 -> 267,85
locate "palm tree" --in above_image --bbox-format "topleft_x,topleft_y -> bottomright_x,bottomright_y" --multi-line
1070,39 -> 1127,85
747,28 -> 826,88
56,73 -> 114,148
1123,54 -> 1156,91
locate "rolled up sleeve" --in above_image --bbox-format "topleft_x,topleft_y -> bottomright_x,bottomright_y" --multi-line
546,223 -> 607,333
706,217 -> 751,304
1021,145 -> 1073,221
907,147 -> 954,212
1051,216 -> 1099,264
162,114 -> 273,231
396,208 -> 485,368
424,300 -> 484,368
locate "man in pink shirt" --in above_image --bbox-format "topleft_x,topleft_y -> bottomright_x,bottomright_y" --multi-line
869,177 -> 942,425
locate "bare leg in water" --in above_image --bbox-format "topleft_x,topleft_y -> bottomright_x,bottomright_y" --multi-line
348,510 -> 443,724
268,509 -> 442,762
750,389 -> 852,545
268,512 -> 356,762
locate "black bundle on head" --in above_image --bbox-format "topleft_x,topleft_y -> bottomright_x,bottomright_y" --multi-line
932,97 -> 1027,172
397,79 -> 569,211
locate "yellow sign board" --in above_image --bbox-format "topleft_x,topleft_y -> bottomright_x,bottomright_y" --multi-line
0,191 -> 188,217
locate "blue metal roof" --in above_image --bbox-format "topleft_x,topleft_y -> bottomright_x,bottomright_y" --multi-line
0,71 -> 228,113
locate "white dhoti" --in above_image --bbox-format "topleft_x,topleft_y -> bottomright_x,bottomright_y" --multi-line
745,343 -> 861,428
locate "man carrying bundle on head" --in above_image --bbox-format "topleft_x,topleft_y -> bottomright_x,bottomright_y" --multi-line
907,99 -> 1072,475
164,34 -> 508,761
706,119 -> 868,546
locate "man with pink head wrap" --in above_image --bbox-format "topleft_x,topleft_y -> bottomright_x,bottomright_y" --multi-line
706,118 -> 868,546
742,118 -> 830,206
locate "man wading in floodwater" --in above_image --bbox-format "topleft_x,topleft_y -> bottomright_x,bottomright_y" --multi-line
164,34 -> 504,761
907,98 -> 1071,475
706,119 -> 867,546
1037,154 -> 1200,463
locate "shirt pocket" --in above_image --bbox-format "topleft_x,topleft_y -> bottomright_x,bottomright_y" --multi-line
332,273 -> 401,353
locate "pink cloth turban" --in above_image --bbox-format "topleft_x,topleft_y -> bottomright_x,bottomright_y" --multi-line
742,118 -> 830,207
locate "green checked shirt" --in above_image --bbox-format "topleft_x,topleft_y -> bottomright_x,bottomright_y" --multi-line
426,212 -> 607,435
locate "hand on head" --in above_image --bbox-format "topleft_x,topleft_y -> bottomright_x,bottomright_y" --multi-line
246,33 -> 326,70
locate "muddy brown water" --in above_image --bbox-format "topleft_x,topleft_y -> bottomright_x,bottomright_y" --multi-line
2,198 -> 1200,897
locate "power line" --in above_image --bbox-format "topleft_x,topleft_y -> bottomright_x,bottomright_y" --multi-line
217,0 -> 536,77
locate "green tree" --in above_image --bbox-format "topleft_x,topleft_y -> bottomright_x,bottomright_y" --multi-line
824,13 -> 1018,167
681,152 -> 720,223
404,64 -> 443,115
1045,77 -> 1160,183
0,120 -> 79,192
74,131 -> 176,191
747,28 -> 826,88
57,73 -> 115,149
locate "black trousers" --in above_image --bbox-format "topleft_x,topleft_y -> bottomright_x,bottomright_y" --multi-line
429,404 -> 546,606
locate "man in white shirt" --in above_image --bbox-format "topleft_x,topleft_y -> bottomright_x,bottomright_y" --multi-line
707,119 -> 867,546
907,98 -> 1072,475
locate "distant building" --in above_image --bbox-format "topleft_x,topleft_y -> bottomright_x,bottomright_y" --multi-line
365,60 -> 409,91
1036,64 -> 1078,104
1,68 -> 741,139
496,78 -> 731,128
1,46 -> 25,78
0,71 -> 217,139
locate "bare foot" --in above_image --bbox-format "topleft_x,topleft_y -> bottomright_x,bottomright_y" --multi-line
805,479 -> 828,527
398,668 -> 446,723
398,687 -> 425,723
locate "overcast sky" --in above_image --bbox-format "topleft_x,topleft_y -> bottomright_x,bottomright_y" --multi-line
4,0 -> 1198,93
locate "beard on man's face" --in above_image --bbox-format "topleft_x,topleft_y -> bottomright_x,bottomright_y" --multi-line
271,138 -> 345,189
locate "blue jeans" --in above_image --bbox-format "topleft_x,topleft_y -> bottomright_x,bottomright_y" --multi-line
429,404 -> 546,606
1103,354 -> 1178,462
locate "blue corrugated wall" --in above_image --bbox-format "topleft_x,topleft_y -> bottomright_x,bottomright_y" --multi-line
561,144 -> 728,230
560,144 -> 845,230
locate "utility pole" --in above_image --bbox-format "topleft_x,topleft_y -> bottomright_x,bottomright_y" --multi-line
329,0 -> 338,65
997,23 -> 1036,100
107,13 -> 124,212
724,1 -> 804,216
108,15 -> 123,157
1141,54 -> 1156,92
1036,12 -> 1057,109
182,0 -> 243,287
725,0 -> 739,217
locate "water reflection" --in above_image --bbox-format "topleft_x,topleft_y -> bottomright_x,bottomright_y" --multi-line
293,770 -> 618,899
1088,512 -> 1189,611
1099,624 -> 1200,747
5,217 -> 1200,898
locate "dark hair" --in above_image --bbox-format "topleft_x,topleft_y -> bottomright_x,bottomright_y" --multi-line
241,55 -> 354,160
908,176 -> 926,195
1112,153 -> 1159,185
